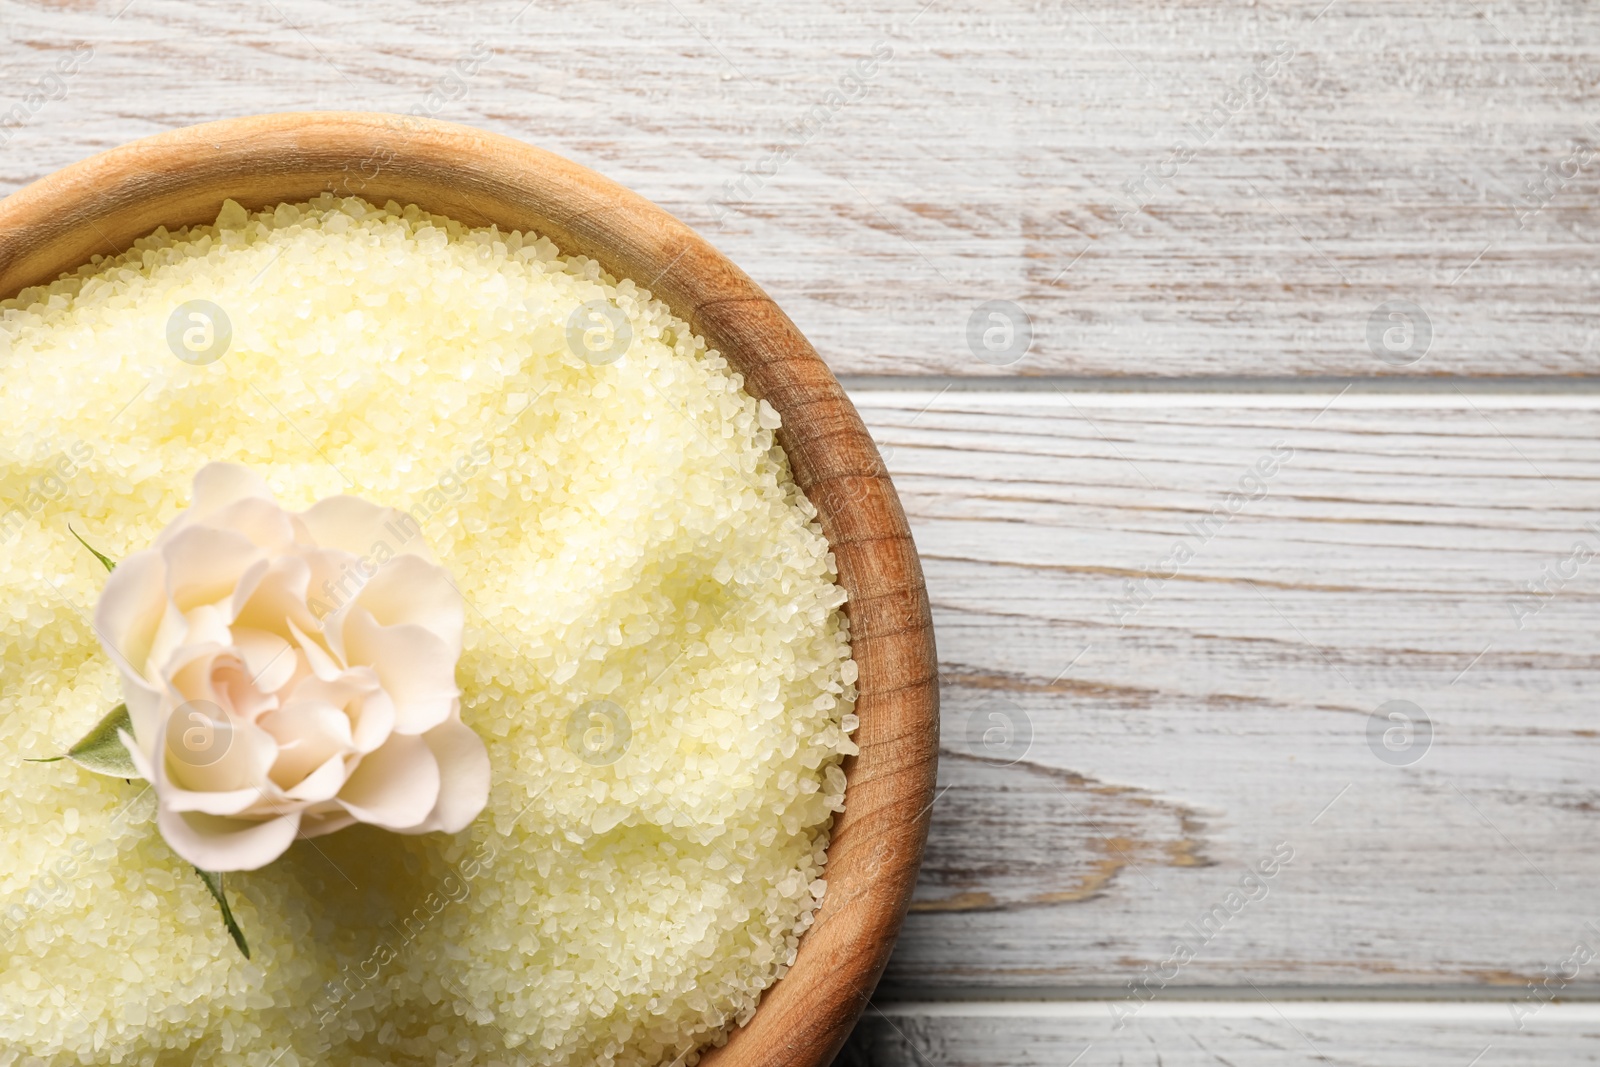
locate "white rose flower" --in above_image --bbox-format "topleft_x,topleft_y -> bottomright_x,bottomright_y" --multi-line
94,463 -> 490,872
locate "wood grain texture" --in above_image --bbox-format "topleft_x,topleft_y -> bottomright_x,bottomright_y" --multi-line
848,391 -> 1600,992
0,113 -> 939,1067
837,1002 -> 1600,1066
1,1 -> 1595,1060
0,0 -> 1597,377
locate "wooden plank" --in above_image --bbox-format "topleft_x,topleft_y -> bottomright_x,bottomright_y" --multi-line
1,1 -> 1597,376
848,390 -> 1600,991
835,1002 -> 1600,1066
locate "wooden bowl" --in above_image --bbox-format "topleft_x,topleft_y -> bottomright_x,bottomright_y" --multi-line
0,113 -> 938,1066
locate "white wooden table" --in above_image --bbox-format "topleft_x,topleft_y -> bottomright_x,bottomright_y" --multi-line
4,1 -> 1598,1062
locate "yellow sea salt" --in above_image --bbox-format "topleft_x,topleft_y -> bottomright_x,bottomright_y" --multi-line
0,195 -> 857,1066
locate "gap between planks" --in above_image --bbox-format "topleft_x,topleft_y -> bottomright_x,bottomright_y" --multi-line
869,1000 -> 1600,1021
841,375 -> 1600,404
870,984 -> 1600,1004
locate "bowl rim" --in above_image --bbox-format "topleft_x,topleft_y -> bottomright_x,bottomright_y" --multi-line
0,111 -> 939,1067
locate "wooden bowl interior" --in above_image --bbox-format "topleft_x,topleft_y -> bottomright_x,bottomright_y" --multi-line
0,112 -> 938,1067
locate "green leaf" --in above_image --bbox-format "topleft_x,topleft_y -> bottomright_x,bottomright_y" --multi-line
24,756 -> 64,763
64,704 -> 137,778
68,525 -> 115,572
193,867 -> 250,959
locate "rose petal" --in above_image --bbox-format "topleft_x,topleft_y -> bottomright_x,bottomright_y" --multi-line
157,806 -> 302,872
94,549 -> 167,686
122,686 -> 164,761
163,708 -> 278,795
284,753 -> 350,803
161,783 -> 273,816
192,462 -> 275,510
275,664 -> 391,752
411,716 -> 491,834
146,608 -> 262,710
288,670 -> 377,702
153,463 -> 276,549
300,495 -> 432,563
206,656 -> 279,722
230,555 -> 318,638
121,728 -> 155,782
161,525 -> 264,612
338,608 -> 460,734
166,647 -> 235,710
300,547 -> 368,640
231,628 -> 298,694
127,725 -> 269,825
288,618 -> 344,680
350,553 -> 465,653
336,734 -> 441,831
260,697 -> 354,785
298,807 -> 358,839
180,604 -> 234,652
145,603 -> 195,685
206,496 -> 298,553
348,686 -> 396,754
